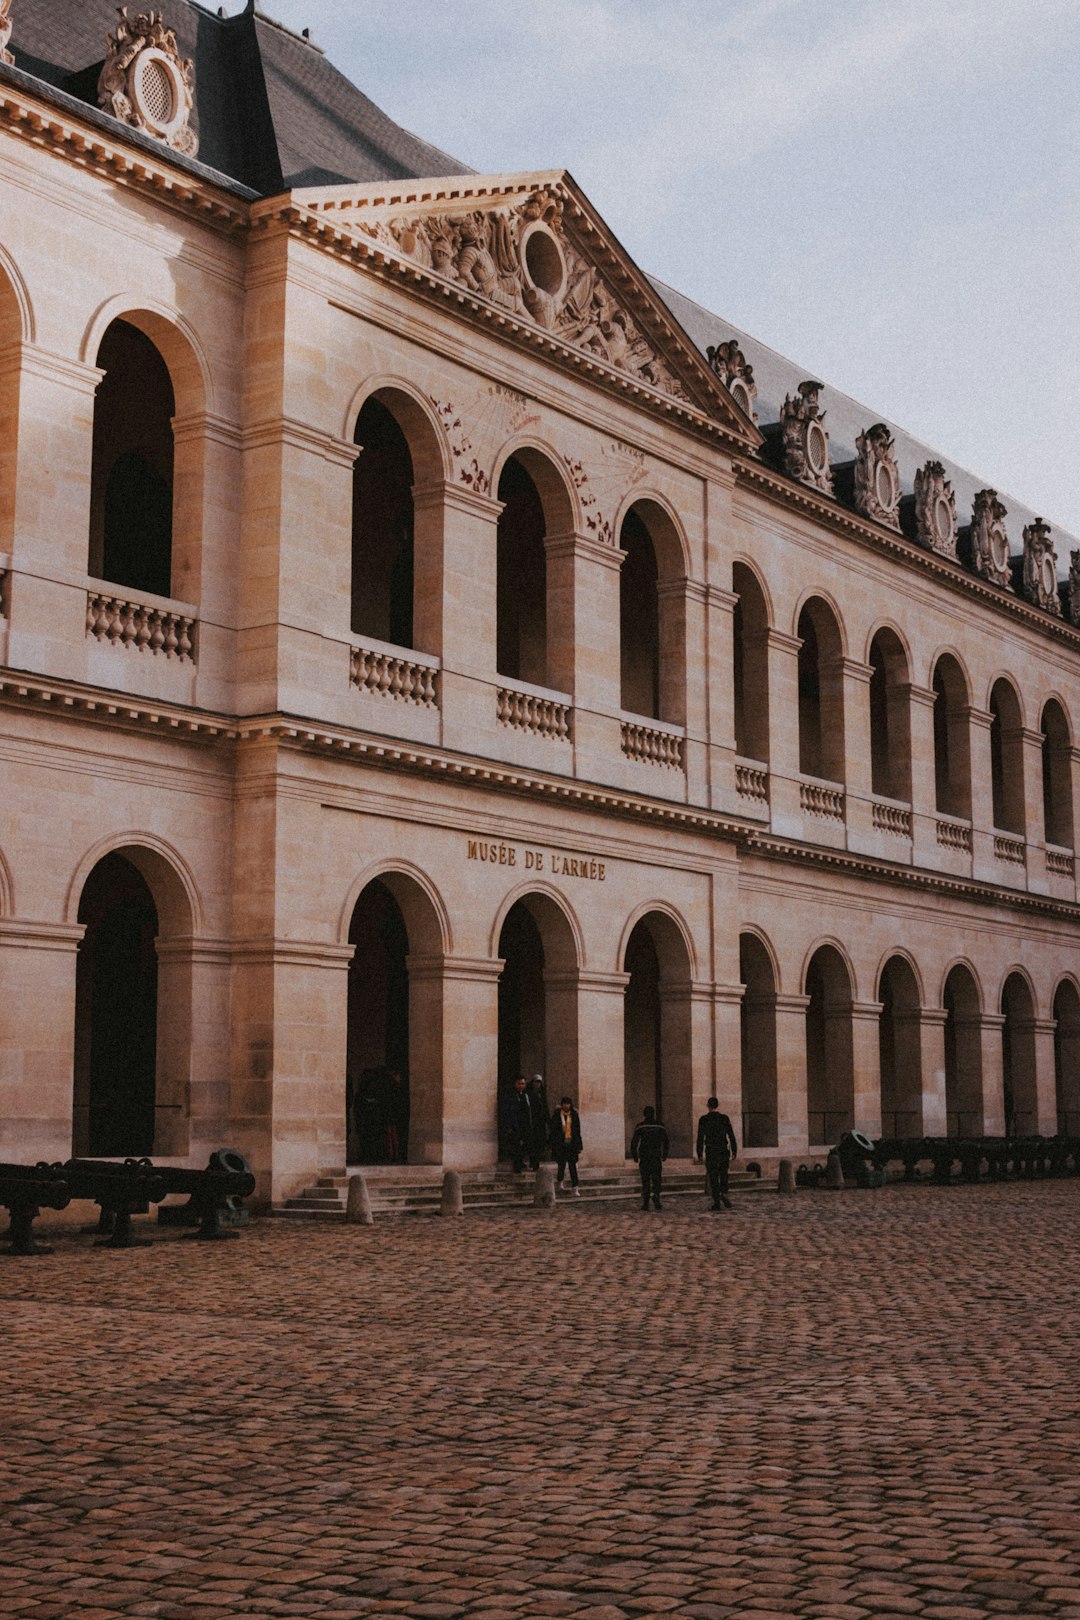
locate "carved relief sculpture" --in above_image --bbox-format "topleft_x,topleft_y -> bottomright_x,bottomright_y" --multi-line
98,7 -> 198,156
970,489 -> 1012,588
854,422 -> 901,530
914,460 -> 958,557
780,380 -> 832,494
1022,517 -> 1061,615
706,340 -> 757,421
375,191 -> 689,403
0,0 -> 13,65
1069,551 -> 1080,626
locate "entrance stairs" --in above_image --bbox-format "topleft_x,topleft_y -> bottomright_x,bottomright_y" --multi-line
274,1162 -> 768,1221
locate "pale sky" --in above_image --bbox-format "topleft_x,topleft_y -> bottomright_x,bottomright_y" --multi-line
234,0 -> 1080,538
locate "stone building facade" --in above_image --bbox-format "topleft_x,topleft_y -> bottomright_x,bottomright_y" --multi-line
1,1 -> 1078,1205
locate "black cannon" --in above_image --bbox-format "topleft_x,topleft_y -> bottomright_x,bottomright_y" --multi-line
0,1163 -> 71,1256
155,1149 -> 256,1241
61,1158 -> 167,1249
837,1130 -> 885,1188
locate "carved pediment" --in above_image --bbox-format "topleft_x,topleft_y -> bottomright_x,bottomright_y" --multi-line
914,460 -> 958,557
706,340 -> 757,422
310,175 -> 758,440
0,0 -> 13,66
1022,518 -> 1061,615
98,7 -> 198,157
781,380 -> 832,494
854,422 -> 900,530
970,488 -> 1011,589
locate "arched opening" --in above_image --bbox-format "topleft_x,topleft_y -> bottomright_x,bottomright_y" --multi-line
989,680 -> 1025,836
90,319 -> 175,597
739,933 -> 778,1147
1053,980 -> 1080,1133
497,456 -> 549,686
797,599 -> 845,782
0,263 -> 26,551
804,945 -> 854,1144
620,509 -> 660,718
868,629 -> 912,802
732,562 -> 770,763
931,655 -> 972,819
346,871 -> 445,1166
74,852 -> 159,1156
1041,700 -> 1074,851
943,965 -> 983,1136
351,396 -> 414,649
623,911 -> 694,1156
497,892 -> 578,1161
878,956 -> 922,1137
1001,972 -> 1038,1135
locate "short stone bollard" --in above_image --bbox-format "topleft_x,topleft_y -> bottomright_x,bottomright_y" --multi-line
440,1170 -> 464,1217
824,1150 -> 845,1190
533,1165 -> 556,1209
345,1173 -> 374,1226
777,1158 -> 796,1195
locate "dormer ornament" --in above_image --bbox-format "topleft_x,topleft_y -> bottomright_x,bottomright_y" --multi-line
914,460 -> 958,557
0,0 -> 14,66
706,340 -> 757,421
1069,551 -> 1080,625
970,488 -> 1011,589
854,422 -> 901,530
781,381 -> 832,494
1022,518 -> 1061,615
98,7 -> 198,157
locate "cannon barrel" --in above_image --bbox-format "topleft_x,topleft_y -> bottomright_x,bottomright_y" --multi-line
155,1150 -> 256,1240
61,1157 -> 167,1249
0,1163 -> 70,1256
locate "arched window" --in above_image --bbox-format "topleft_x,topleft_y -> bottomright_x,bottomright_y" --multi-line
797,599 -> 845,782
90,319 -> 175,597
352,397 -> 414,648
931,655 -> 972,819
497,891 -> 579,1158
497,457 -> 549,686
878,956 -> 922,1136
0,262 -> 25,553
868,629 -> 912,801
1054,980 -> 1080,1134
1041,699 -> 1073,850
732,563 -> 770,762
804,944 -> 854,1144
623,911 -> 694,1157
739,933 -> 777,1147
943,965 -> 983,1135
1001,972 -> 1037,1134
989,679 -> 1025,836
618,500 -> 687,726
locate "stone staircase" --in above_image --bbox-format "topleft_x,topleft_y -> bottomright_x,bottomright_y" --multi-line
275,1162 -> 768,1221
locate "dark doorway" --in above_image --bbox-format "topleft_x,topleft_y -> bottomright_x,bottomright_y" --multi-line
74,852 -> 159,1156
352,396 -> 415,648
496,457 -> 548,685
90,319 -> 175,597
497,901 -> 546,1156
347,880 -> 410,1164
624,920 -> 662,1133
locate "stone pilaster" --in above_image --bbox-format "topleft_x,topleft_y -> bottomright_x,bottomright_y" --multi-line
851,999 -> 883,1138
773,991 -> 811,1154
0,919 -> 84,1164
544,530 -> 624,785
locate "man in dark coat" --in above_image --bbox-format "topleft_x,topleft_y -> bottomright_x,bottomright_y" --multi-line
696,1095 -> 738,1209
501,1076 -> 534,1173
630,1106 -> 670,1210
549,1094 -> 583,1195
527,1074 -> 549,1167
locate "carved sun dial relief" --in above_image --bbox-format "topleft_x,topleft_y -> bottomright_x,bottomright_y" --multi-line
806,420 -> 829,477
520,222 -> 566,303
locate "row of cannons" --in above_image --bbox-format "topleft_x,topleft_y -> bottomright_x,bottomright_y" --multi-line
797,1131 -> 1080,1189
0,1150 -> 256,1256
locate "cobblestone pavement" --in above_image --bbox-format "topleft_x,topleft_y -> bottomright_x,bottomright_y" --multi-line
3,1182 -> 1080,1620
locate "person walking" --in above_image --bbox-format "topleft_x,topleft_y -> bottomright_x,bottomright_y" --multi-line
630,1106 -> 669,1210
501,1076 -> 534,1173
550,1094 -> 583,1195
696,1096 -> 738,1209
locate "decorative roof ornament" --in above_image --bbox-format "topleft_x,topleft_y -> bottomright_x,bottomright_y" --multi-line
98,7 -> 198,157
1069,551 -> 1080,626
1022,518 -> 1061,615
853,422 -> 901,530
780,380 -> 832,494
0,0 -> 14,66
706,340 -> 757,421
970,488 -> 1012,589
914,460 -> 958,557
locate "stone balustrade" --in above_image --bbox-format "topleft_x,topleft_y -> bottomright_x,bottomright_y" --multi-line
993,832 -> 1025,867
85,591 -> 196,661
936,815 -> 973,853
799,776 -> 845,822
497,682 -> 572,741
872,797 -> 913,838
1046,845 -> 1075,879
621,718 -> 685,770
735,759 -> 769,804
350,641 -> 440,708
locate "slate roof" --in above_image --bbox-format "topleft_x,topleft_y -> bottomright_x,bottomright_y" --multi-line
3,0 -> 1072,571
